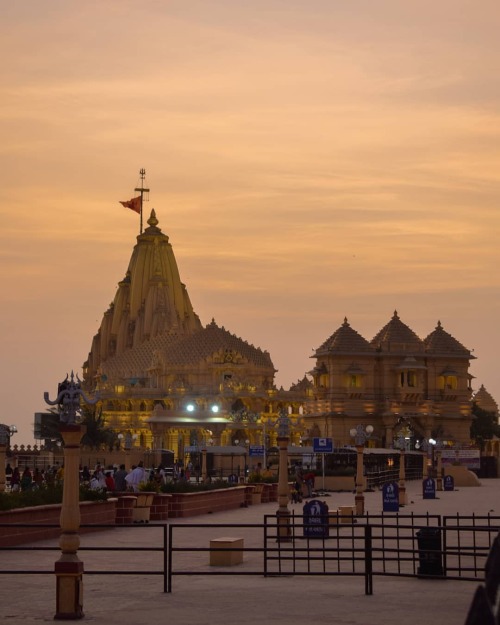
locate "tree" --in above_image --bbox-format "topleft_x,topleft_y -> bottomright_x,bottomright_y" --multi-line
79,405 -> 118,451
470,403 -> 500,451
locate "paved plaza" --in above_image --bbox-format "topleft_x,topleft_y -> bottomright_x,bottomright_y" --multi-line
1,479 -> 499,624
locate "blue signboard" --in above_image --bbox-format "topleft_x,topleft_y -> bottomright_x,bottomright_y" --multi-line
303,499 -> 329,539
248,445 -> 265,457
423,477 -> 436,499
313,437 -> 333,453
382,481 -> 399,512
443,475 -> 455,491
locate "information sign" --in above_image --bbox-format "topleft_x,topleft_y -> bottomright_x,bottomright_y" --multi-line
382,481 -> 399,512
423,477 -> 436,499
313,437 -> 333,453
303,499 -> 329,539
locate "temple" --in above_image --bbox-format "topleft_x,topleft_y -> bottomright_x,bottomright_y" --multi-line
82,210 -> 305,462
83,209 -> 479,461
306,313 -> 475,448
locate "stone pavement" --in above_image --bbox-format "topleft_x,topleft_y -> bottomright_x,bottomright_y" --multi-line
2,479 -> 499,625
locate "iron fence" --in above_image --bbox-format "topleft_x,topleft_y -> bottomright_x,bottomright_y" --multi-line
1,513 -> 499,596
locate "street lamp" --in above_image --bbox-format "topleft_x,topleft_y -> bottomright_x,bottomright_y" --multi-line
44,371 -> 99,620
395,434 -> 408,506
430,439 -> 444,491
415,439 -> 431,478
349,424 -> 374,515
0,424 -> 17,493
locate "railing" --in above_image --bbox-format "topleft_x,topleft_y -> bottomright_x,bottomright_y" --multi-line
1,514 -> 499,598
0,523 -> 169,592
366,467 -> 422,489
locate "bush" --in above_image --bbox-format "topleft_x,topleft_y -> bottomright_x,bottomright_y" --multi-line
0,484 -> 107,511
160,480 -> 233,494
248,471 -> 277,484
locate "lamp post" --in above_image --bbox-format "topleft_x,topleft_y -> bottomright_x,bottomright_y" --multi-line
416,439 -> 431,478
0,424 -> 17,492
395,434 -> 408,506
276,410 -> 292,541
349,424 -> 373,516
44,371 -> 99,620
436,445 -> 443,491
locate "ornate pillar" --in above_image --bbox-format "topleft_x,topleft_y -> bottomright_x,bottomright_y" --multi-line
44,371 -> 99,620
349,424 -> 373,516
436,450 -> 443,491
276,412 -> 291,542
55,425 -> 85,620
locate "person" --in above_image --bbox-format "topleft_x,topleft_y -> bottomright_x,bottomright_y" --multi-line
304,468 -> 315,498
81,466 -> 91,484
113,464 -> 128,492
105,471 -> 115,491
294,463 -> 304,499
10,467 -> 20,491
90,467 -> 106,489
56,464 -> 65,485
125,461 -> 147,492
20,467 -> 33,491
290,480 -> 302,503
33,467 -> 44,490
89,473 -> 102,490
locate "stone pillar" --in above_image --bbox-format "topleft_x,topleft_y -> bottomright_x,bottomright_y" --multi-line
115,496 -> 136,525
354,444 -> 365,515
436,451 -> 443,491
422,451 -> 428,479
54,425 -> 85,620
398,448 -> 407,506
276,435 -> 291,541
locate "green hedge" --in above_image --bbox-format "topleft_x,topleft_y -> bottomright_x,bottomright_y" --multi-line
0,485 -> 108,511
159,479 -> 234,493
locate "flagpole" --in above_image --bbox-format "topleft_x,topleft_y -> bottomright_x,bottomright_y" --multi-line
134,168 -> 150,235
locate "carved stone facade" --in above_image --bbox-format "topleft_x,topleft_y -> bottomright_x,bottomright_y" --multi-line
83,211 -> 304,460
304,313 -> 475,448
82,210 -> 479,458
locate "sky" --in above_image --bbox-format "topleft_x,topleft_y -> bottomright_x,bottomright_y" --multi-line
1,0 -> 499,446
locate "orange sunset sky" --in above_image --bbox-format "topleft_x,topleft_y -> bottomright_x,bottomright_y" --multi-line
1,1 -> 499,445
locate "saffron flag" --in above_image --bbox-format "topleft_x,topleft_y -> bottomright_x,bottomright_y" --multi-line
119,196 -> 141,214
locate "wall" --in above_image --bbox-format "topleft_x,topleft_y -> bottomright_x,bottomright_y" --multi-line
0,500 -> 116,547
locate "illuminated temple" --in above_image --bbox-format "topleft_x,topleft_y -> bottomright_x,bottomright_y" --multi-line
83,209 -> 479,460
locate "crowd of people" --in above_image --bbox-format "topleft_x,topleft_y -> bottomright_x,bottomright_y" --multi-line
4,459 -> 203,494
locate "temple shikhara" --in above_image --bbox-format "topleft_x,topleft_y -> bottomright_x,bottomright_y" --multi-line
82,207 -> 481,463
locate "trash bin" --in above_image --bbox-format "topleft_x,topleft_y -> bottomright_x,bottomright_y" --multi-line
416,527 -> 444,576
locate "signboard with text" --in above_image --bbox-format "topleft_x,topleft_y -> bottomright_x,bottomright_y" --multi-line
382,481 -> 399,512
249,445 -> 265,457
423,477 -> 436,499
313,438 -> 333,453
440,450 -> 480,470
444,475 -> 455,491
303,499 -> 329,539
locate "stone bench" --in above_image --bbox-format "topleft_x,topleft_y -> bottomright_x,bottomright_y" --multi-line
209,536 -> 244,566
328,510 -> 341,526
131,493 -> 154,523
338,506 -> 356,523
